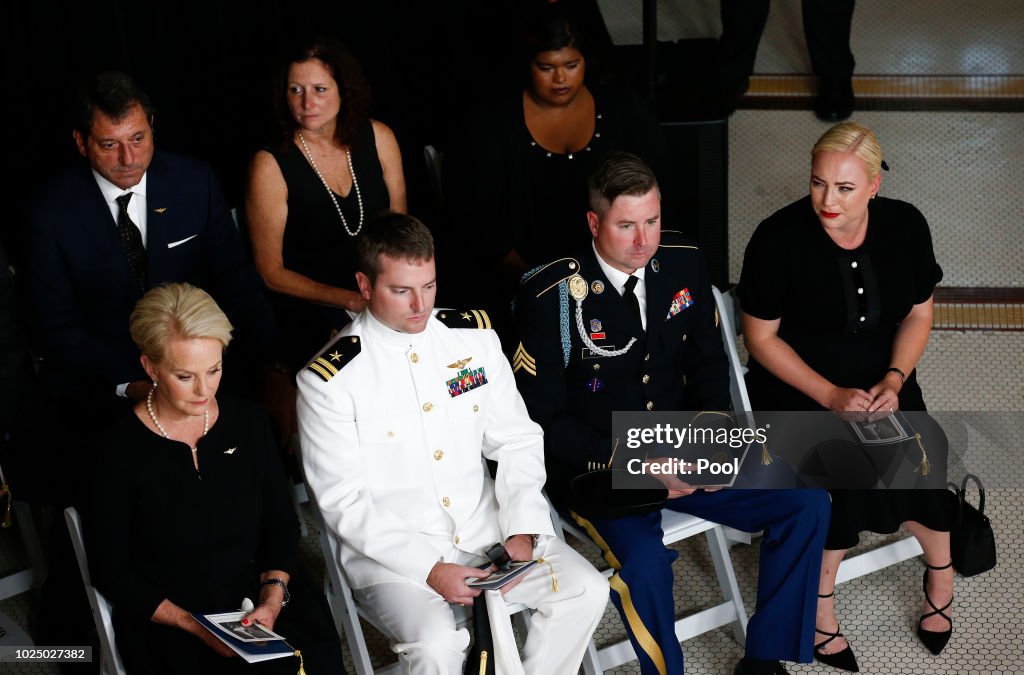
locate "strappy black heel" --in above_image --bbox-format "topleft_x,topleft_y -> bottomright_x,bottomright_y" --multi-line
917,561 -> 954,655
814,591 -> 859,672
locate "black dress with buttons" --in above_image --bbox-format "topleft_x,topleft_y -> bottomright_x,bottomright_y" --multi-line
737,195 -> 949,548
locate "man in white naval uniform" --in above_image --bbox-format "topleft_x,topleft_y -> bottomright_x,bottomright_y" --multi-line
297,212 -> 607,675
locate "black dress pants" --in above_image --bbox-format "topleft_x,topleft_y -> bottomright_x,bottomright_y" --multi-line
719,0 -> 856,85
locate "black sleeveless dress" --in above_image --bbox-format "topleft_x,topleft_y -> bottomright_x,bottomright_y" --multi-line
269,120 -> 391,368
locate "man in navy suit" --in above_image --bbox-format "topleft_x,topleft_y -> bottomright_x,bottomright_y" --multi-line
514,153 -> 829,675
28,71 -> 274,408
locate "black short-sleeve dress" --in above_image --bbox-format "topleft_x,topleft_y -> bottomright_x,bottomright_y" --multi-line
737,195 -> 949,548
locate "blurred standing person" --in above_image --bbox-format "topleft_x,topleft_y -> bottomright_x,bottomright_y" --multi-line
719,0 -> 856,121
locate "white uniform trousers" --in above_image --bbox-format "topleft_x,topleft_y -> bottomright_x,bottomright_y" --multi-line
354,536 -> 608,675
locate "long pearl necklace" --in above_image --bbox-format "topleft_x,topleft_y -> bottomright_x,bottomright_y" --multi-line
297,131 -> 364,236
147,386 -> 209,452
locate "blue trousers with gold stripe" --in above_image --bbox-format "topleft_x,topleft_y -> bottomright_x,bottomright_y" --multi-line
573,489 -> 829,675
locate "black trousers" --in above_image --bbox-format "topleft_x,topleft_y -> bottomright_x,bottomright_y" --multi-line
719,0 -> 856,84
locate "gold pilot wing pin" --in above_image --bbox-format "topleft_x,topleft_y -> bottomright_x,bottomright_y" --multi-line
512,342 -> 537,376
447,356 -> 473,369
153,208 -> 167,214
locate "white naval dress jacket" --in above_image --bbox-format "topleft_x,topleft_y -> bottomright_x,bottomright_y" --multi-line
297,309 -> 556,590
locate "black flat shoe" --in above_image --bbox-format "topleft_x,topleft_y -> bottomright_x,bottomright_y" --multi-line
917,561 -> 953,655
814,591 -> 859,672
733,657 -> 789,675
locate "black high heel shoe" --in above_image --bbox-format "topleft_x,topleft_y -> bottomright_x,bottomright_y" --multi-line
814,591 -> 859,672
917,561 -> 954,655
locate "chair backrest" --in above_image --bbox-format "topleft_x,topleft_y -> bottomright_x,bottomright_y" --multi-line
64,507 -> 127,675
423,144 -> 444,214
712,285 -> 752,413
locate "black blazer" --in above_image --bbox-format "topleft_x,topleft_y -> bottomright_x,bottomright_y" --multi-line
513,235 -> 731,500
28,150 -> 274,396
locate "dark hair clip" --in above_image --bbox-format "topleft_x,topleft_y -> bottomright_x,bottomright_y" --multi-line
881,160 -> 890,171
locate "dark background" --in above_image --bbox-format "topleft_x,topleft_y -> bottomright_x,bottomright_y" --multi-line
5,0 -> 729,286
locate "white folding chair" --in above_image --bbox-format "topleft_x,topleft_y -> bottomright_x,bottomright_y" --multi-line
306,489 -> 534,674
552,286 -> 756,673
64,507 -> 126,675
559,508 -> 748,674
720,286 -> 924,583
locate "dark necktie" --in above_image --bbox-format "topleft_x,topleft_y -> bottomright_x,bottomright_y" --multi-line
115,193 -> 147,290
623,274 -> 644,336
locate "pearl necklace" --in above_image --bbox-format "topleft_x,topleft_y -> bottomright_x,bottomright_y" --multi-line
147,386 -> 209,452
297,131 -> 364,236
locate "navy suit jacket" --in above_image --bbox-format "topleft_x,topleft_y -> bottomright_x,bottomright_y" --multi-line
28,150 -> 275,397
513,235 -> 731,501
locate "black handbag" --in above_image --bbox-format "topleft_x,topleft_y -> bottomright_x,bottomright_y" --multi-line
947,474 -> 997,577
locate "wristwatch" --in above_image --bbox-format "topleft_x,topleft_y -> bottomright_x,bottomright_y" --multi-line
260,578 -> 291,608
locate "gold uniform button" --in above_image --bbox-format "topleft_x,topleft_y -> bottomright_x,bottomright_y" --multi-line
646,401 -> 654,411
434,450 -> 444,461
423,402 -> 433,412
472,404 -> 479,412
642,374 -> 650,384
682,334 -> 688,341
454,535 -> 460,544
644,353 -> 651,362
410,353 -> 419,363
442,497 -> 451,507
593,363 -> 601,371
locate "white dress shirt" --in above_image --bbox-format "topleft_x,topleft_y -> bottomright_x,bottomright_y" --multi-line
92,170 -> 149,246
592,240 -> 648,330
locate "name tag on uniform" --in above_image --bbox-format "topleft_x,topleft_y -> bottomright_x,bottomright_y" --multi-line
582,347 -> 616,360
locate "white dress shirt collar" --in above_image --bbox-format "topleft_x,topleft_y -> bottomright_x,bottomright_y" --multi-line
361,308 -> 430,349
93,170 -> 149,246
591,241 -> 648,329
591,240 -> 646,295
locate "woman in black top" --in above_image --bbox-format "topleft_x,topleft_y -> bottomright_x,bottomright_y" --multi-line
738,123 -> 953,670
444,6 -> 674,333
247,36 -> 406,368
91,284 -> 341,674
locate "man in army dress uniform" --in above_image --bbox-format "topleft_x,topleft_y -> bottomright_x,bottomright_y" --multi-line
513,153 -> 829,675
297,212 -> 607,675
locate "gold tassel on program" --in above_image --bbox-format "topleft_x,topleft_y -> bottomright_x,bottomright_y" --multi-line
760,443 -> 773,466
479,650 -> 488,675
913,432 -> 930,476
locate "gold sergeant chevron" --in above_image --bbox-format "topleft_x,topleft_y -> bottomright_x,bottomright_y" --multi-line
512,342 -> 537,376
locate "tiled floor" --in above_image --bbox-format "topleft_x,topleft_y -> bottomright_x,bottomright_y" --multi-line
2,1 -> 1022,674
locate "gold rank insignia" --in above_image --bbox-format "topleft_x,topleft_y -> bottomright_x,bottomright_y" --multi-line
447,356 -> 473,369
307,335 -> 361,382
512,342 -> 537,376
568,274 -> 588,301
437,309 -> 492,329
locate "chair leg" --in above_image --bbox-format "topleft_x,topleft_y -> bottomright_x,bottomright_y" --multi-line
580,638 -> 604,675
706,526 -> 748,647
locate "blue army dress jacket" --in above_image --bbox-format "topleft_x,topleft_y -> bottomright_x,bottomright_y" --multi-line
297,308 -> 555,590
512,233 -> 732,502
